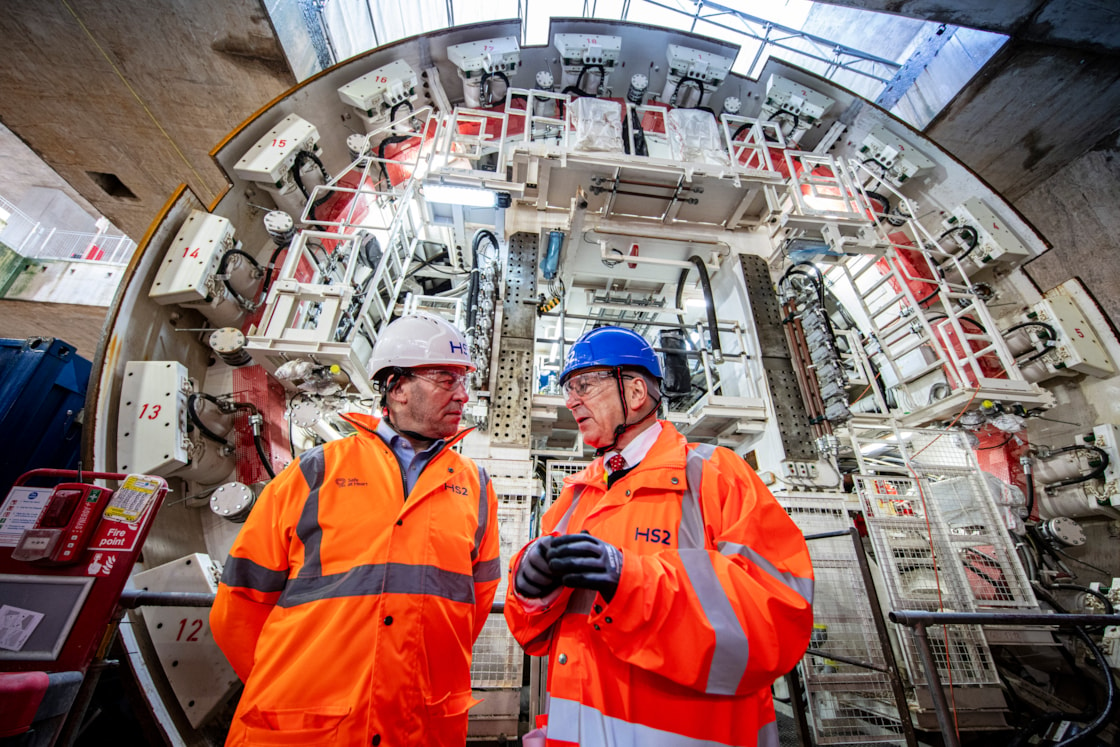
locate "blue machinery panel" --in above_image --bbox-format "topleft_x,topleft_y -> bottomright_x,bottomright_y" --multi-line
0,338 -> 91,495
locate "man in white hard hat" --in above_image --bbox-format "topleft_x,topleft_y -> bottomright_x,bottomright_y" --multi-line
212,313 -> 500,747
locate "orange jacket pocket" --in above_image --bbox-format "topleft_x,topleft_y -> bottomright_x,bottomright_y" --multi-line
240,704 -> 350,745
424,690 -> 481,746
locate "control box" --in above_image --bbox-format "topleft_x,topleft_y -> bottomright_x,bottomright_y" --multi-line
554,33 -> 621,67
859,125 -> 934,185
338,59 -> 418,120
117,361 -> 190,477
233,113 -> 321,185
149,210 -> 236,306
763,75 -> 835,128
1025,284 -> 1115,378
946,197 -> 1030,269
446,36 -> 521,77
665,45 -> 732,86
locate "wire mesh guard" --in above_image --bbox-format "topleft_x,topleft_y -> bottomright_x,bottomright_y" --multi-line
544,460 -> 591,513
854,475 -> 1000,688
782,494 -> 908,744
470,478 -> 533,688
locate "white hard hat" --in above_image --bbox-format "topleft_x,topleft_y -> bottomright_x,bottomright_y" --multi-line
367,313 -> 475,381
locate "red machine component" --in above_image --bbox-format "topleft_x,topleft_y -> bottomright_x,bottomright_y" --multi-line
975,427 -> 1030,505
232,366 -> 292,484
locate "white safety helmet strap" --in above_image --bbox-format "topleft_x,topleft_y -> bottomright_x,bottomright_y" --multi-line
367,313 -> 475,383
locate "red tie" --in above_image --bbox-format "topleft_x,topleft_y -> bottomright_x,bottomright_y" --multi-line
607,453 -> 626,473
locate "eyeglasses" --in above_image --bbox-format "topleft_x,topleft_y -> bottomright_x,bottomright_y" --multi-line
561,370 -> 618,399
410,370 -> 470,392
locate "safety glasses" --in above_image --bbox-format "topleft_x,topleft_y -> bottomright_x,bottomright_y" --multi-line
410,370 -> 470,392
561,370 -> 619,399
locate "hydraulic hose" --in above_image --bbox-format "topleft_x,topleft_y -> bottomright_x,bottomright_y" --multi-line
467,230 -> 498,333
232,401 -> 276,480
217,248 -> 264,311
186,393 -> 233,446
675,255 -> 722,364
1039,445 -> 1110,492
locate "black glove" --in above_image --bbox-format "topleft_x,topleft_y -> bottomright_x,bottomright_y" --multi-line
547,531 -> 623,602
514,535 -> 560,598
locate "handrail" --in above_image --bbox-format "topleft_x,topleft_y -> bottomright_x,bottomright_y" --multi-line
890,609 -> 1120,747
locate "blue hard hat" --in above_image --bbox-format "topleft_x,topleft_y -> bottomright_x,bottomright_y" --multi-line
560,326 -> 662,383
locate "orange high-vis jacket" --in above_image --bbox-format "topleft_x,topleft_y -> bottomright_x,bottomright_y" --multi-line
505,422 -> 813,747
211,413 -> 500,746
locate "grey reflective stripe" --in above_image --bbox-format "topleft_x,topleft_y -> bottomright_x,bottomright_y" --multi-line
547,697 -> 742,747
680,445 -> 716,550
222,555 -> 288,593
757,720 -> 779,747
554,484 -> 586,533
678,547 -> 750,694
472,464 -> 490,561
718,541 -> 815,605
277,562 -> 474,607
473,556 -> 501,583
295,446 -> 326,576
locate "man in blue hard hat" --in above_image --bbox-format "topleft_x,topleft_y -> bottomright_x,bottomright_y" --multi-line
505,325 -> 814,746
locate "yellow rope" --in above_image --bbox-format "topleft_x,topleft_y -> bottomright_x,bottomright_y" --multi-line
60,0 -> 216,203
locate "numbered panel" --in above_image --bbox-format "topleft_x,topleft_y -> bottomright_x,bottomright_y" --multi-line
133,553 -> 238,728
232,113 -> 320,184
149,210 -> 235,306
117,361 -> 189,476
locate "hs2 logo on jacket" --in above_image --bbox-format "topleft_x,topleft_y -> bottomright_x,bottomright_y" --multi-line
634,527 -> 672,545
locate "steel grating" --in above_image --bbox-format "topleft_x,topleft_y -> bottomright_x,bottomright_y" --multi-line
855,475 -> 998,687
782,495 -> 908,744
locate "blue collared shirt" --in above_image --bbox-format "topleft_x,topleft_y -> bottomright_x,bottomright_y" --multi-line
375,418 -> 446,496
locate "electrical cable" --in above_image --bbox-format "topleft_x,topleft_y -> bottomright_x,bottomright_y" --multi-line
977,434 -> 1015,450
925,312 -> 987,334
671,76 -> 706,107
1052,547 -> 1114,578
1025,459 -> 1036,519
479,70 -> 510,105
937,225 -> 979,263
389,98 -> 413,124
561,64 -> 604,98
674,256 -> 722,362
1004,321 -> 1058,338
259,242 -> 290,299
769,108 -> 799,138
467,230 -> 499,332
216,247 -> 265,311
864,189 -> 892,222
377,134 -> 414,187
292,150 -> 333,220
